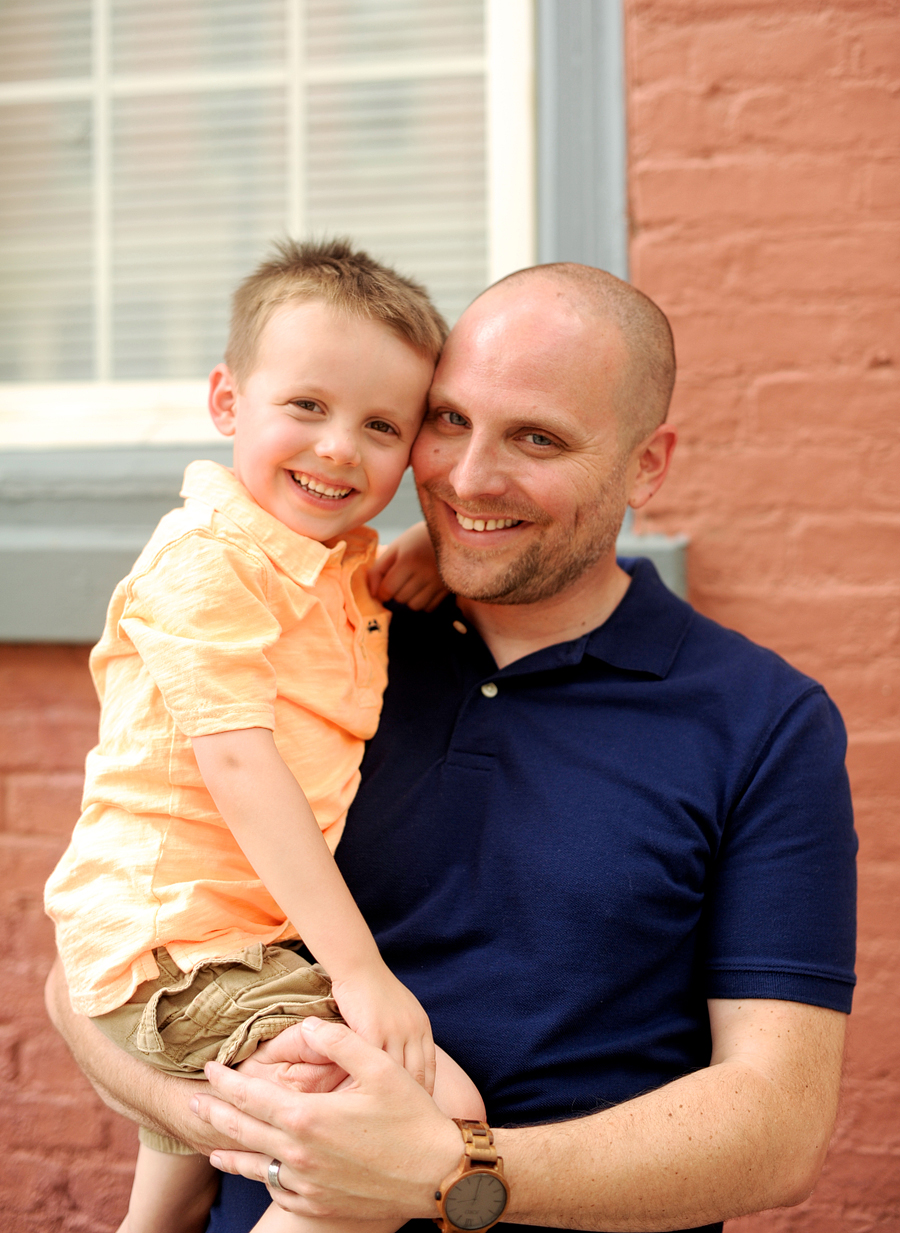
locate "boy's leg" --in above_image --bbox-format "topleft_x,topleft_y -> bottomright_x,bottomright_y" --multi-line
432,1044 -> 485,1121
116,1145 -> 219,1233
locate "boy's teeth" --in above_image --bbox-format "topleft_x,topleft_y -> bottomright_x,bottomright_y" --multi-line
455,513 -> 521,532
292,472 -> 352,499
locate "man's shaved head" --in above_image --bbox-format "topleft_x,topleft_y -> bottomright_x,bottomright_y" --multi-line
492,263 -> 676,449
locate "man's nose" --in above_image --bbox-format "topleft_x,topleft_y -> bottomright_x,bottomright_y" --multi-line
448,435 -> 507,501
315,425 -> 361,468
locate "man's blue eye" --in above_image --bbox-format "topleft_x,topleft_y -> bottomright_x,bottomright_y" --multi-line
445,411 -> 467,426
526,433 -> 553,446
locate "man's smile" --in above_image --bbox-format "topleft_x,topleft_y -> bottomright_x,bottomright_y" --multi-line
454,512 -> 523,532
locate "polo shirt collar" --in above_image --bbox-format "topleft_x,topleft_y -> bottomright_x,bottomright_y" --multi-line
463,557 -> 693,682
180,460 -> 375,584
581,558 -> 693,678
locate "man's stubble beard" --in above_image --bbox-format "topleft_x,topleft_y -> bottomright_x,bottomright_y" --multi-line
417,459 -> 629,607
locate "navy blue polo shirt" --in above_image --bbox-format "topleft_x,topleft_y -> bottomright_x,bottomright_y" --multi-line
211,559 -> 856,1233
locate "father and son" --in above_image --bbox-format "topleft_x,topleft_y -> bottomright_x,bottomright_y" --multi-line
44,240 -> 857,1233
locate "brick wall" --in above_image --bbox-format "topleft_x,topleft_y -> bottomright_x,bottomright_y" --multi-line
2,3 -> 898,1230
627,0 -> 900,1228
0,646 -> 137,1231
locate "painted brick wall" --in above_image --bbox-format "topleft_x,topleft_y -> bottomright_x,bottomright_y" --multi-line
0,646 -> 136,1230
627,0 -> 900,1228
1,3 -> 897,1230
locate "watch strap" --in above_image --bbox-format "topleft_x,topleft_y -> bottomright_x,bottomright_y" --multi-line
455,1119 -> 499,1166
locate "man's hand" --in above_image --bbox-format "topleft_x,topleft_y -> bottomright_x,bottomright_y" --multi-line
194,1000 -> 846,1233
236,1021 -> 350,1093
195,1017 -> 461,1222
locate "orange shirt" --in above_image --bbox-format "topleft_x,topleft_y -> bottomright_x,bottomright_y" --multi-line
45,461 -> 389,1017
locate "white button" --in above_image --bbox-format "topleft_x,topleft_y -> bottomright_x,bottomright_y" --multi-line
452,620 -> 467,635
480,682 -> 498,698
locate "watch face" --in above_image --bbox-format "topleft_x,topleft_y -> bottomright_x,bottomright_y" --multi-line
445,1170 -> 509,1231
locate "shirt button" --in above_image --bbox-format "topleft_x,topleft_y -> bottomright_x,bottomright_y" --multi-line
452,620 -> 467,635
480,682 -> 498,698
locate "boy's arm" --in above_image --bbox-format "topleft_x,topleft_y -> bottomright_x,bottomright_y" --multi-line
369,520 -> 447,611
191,726 -> 435,1092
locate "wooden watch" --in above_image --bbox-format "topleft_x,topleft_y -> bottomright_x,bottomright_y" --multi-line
434,1119 -> 510,1233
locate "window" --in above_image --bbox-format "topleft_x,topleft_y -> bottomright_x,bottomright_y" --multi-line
0,0 -> 534,443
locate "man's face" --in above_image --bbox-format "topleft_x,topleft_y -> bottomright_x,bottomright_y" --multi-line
412,280 -> 633,606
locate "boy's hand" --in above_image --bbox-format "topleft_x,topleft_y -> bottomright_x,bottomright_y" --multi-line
369,520 -> 448,612
329,965 -> 437,1095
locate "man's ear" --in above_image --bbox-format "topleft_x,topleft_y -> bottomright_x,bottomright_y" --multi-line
208,364 -> 239,437
627,423 -> 677,511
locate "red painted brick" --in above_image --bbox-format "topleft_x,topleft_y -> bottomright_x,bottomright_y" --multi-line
629,87 -> 733,160
752,373 -> 900,443
689,17 -> 844,86
857,860 -> 900,938
0,1095 -> 108,1152
66,1159 -> 133,1230
846,736 -> 900,800
854,801 -> 900,861
632,159 -> 860,229
0,1153 -> 71,1218
852,18 -> 900,80
0,710 -> 97,773
627,17 -> 694,86
0,835 -> 64,898
3,772 -> 83,837
734,230 -> 900,299
863,158 -> 900,217
681,593 -> 900,668
18,1030 -> 97,1096
0,645 -> 95,711
792,518 -> 900,585
669,305 -> 900,373
733,84 -> 900,154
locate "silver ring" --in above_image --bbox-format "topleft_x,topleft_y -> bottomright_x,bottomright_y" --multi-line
268,1158 -> 285,1191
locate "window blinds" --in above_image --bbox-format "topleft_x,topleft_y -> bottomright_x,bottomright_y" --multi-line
0,0 -> 487,383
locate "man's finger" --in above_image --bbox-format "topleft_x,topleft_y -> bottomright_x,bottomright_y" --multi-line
299,1016 -> 400,1087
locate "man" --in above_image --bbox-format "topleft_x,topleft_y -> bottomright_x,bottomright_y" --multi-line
47,264 -> 856,1233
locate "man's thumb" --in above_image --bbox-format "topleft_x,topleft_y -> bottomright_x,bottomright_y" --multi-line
300,1016 -> 381,1075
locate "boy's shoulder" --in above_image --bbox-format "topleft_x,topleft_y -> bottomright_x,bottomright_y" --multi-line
126,493 -> 270,593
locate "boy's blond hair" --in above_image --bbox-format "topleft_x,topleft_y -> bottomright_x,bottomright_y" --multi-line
225,238 -> 448,384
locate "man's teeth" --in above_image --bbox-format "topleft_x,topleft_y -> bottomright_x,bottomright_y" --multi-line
455,513 -> 521,532
291,472 -> 353,499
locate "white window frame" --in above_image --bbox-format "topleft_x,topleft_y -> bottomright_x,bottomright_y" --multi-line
0,0 -> 535,450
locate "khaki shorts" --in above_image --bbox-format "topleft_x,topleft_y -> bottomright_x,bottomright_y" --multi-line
92,942 -> 340,1154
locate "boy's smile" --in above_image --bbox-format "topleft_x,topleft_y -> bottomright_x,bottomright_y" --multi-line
208,299 -> 434,543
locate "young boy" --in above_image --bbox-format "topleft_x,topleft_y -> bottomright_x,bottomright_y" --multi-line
45,240 -> 483,1233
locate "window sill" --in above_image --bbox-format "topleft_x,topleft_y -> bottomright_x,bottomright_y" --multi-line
0,445 -> 687,643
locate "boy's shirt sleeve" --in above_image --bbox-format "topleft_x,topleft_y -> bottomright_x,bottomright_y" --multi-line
118,528 -> 282,737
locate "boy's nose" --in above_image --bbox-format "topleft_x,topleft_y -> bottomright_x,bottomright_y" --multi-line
315,428 -> 361,468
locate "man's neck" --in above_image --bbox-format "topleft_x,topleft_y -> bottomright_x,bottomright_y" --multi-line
458,555 -> 632,670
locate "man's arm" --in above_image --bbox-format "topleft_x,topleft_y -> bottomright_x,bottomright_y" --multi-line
44,957 -> 233,1155
193,998 -> 845,1232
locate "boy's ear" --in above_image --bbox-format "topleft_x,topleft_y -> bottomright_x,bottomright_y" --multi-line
208,364 -> 239,437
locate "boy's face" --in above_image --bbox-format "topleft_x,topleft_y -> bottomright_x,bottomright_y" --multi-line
209,299 -> 434,543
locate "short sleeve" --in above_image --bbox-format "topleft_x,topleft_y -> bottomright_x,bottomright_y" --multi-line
119,530 -> 281,737
704,687 -> 858,1012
